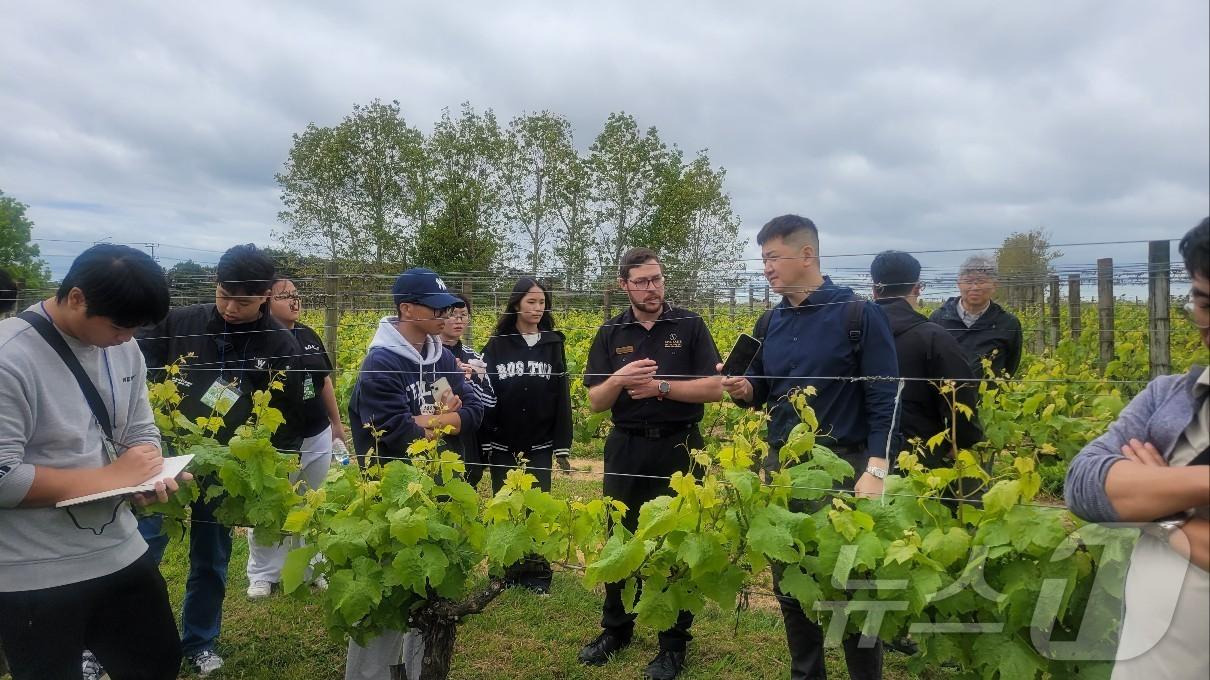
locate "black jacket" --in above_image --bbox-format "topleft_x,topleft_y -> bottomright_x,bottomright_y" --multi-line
139,304 -> 306,450
929,298 -> 1023,378
444,339 -> 496,467
876,298 -> 983,462
481,329 -> 572,457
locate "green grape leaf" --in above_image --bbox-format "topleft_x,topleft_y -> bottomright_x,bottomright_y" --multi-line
388,507 -> 430,546
281,544 -> 320,594
922,527 -> 972,568
779,564 -> 822,611
585,533 -> 647,587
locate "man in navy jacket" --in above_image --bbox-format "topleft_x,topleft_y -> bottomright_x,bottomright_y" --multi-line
722,214 -> 900,680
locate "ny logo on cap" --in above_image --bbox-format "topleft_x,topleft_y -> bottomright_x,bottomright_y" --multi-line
435,277 -> 447,291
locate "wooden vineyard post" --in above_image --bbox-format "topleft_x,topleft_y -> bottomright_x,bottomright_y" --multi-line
1097,258 -> 1115,371
324,260 -> 339,370
1068,274 -> 1081,341
1048,275 -> 1060,349
1148,240 -> 1171,378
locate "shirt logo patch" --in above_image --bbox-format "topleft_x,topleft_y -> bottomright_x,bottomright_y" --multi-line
615,345 -> 634,355
255,358 -> 268,370
304,344 -> 320,351
664,333 -> 683,349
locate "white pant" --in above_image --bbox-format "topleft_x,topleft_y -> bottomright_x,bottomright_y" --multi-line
246,427 -> 333,583
345,629 -> 424,680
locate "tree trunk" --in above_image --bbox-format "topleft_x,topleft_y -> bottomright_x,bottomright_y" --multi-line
392,580 -> 507,680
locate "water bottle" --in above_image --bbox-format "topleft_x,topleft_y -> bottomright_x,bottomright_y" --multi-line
332,438 -> 350,466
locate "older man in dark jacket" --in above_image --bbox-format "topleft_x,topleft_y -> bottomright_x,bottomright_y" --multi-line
930,254 -> 1023,377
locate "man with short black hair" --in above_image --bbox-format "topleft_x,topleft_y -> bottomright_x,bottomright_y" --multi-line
722,214 -> 899,680
0,244 -> 185,680
930,255 -> 1023,377
137,243 -> 306,676
1066,217 -> 1210,678
870,250 -> 982,463
577,247 -> 723,680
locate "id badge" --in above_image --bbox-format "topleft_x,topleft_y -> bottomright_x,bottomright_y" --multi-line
303,374 -> 316,400
201,378 -> 242,416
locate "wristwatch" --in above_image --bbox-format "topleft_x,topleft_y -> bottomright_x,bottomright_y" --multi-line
864,465 -> 888,480
658,380 -> 672,396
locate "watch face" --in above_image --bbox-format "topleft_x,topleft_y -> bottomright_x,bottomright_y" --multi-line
659,381 -> 671,393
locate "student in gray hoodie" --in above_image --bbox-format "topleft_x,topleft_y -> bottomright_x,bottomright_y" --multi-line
1065,217 -> 1209,679
0,245 -> 187,680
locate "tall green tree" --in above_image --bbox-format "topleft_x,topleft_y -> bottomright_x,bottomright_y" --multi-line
587,112 -> 680,276
996,229 -> 1062,308
0,189 -> 52,292
501,112 -> 578,275
551,155 -> 596,290
417,103 -> 509,274
652,153 -> 744,300
275,100 -> 428,267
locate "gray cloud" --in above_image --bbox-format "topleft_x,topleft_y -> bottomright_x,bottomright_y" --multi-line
2,0 -> 1206,280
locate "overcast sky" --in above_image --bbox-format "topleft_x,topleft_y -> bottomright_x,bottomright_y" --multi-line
3,0 -> 1207,294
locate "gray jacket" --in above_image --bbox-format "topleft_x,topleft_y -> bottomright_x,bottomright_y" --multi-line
1065,366 -> 1207,523
0,304 -> 160,591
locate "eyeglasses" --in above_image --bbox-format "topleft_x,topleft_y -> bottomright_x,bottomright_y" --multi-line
273,293 -> 301,302
627,274 -> 665,290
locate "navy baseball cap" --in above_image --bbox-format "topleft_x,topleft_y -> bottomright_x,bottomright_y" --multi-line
391,268 -> 463,310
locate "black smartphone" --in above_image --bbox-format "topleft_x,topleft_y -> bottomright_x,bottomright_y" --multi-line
721,333 -> 762,376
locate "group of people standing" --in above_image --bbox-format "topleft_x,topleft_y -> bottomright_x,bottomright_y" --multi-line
8,214 -> 1202,680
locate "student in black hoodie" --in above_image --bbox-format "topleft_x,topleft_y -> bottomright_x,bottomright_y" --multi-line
871,251 -> 983,465
137,244 -> 305,676
930,255 -> 1023,377
480,278 -> 573,594
438,293 -> 496,488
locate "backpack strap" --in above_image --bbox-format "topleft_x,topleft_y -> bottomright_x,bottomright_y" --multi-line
754,308 -> 775,340
846,299 -> 865,355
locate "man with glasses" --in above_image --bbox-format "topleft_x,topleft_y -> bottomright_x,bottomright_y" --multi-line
577,247 -> 723,680
930,254 -> 1023,377
1066,217 -> 1210,678
348,268 -> 484,464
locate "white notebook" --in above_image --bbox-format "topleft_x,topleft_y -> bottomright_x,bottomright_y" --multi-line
56,454 -> 194,508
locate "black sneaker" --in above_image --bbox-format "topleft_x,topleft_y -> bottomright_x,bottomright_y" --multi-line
643,649 -> 685,680
577,630 -> 632,666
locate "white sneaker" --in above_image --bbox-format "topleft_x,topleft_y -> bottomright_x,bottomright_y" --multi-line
189,650 -> 224,676
311,574 -> 329,591
246,579 -> 273,599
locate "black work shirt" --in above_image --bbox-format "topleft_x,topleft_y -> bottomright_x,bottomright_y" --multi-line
584,305 -> 720,429
290,322 -> 333,438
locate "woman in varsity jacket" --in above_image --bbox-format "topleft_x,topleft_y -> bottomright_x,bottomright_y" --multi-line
480,278 -> 573,593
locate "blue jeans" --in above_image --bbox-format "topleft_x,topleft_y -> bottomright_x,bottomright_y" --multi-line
139,493 -> 232,657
